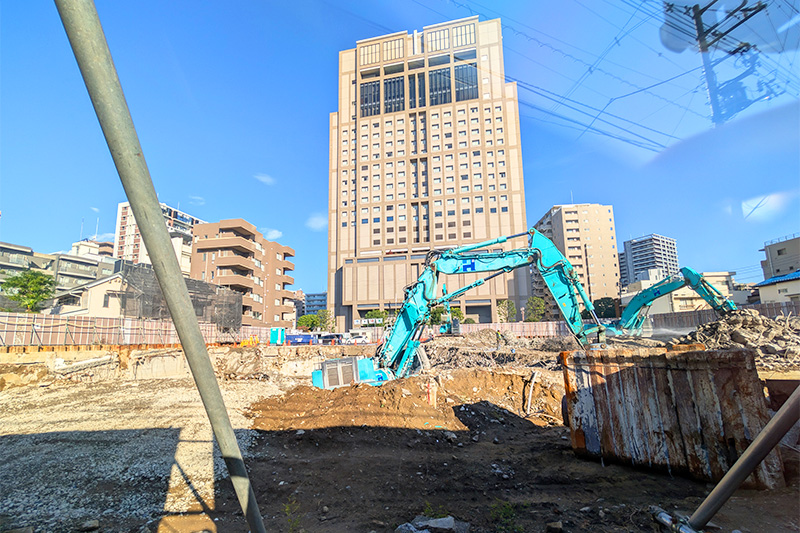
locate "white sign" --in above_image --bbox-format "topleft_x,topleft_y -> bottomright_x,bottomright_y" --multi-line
354,319 -> 361,325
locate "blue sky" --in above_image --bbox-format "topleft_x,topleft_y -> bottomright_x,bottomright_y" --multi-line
1,1 -> 798,292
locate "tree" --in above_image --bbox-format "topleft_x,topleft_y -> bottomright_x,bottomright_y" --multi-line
429,306 -> 445,325
497,299 -> 517,323
316,308 -> 334,332
364,309 -> 388,327
1,270 -> 55,312
297,314 -> 319,330
580,297 -> 618,319
524,296 -> 546,322
450,307 -> 465,321
463,318 -> 476,324
593,297 -> 617,318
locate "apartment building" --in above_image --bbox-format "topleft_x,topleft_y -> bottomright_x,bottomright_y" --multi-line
619,233 -> 679,287
532,203 -> 619,319
71,239 -> 114,259
305,292 -> 327,315
760,234 -> 799,280
114,201 -> 205,276
0,241 -> 117,292
329,17 -> 530,330
189,219 -> 295,328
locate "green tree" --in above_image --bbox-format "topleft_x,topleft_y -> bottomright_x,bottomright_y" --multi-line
523,296 -> 546,322
580,297 -> 618,319
364,309 -> 388,326
429,306 -> 444,325
297,313 -> 319,330
497,299 -> 517,323
463,317 -> 476,324
1,270 -> 55,312
593,297 -> 617,318
316,308 -> 334,332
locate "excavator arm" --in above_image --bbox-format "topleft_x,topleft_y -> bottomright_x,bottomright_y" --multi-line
375,228 -> 606,379
616,266 -> 737,334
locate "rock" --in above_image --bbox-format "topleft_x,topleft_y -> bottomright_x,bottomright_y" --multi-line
731,330 -> 753,345
296,429 -> 305,435
763,343 -> 782,355
412,515 -> 456,530
784,346 -> 800,359
471,435 -> 479,442
443,431 -> 457,443
5,527 -> 34,533
322,505 -> 329,513
545,521 -> 563,532
580,506 -> 591,512
77,520 -> 100,531
395,524 -> 427,533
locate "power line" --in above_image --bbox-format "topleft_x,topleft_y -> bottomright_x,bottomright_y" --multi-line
517,99 -> 665,151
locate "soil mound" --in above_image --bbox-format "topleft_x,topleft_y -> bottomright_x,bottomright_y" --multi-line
249,368 -> 563,432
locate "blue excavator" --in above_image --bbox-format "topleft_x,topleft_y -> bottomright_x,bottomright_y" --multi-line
312,228 -> 736,389
611,266 -> 737,336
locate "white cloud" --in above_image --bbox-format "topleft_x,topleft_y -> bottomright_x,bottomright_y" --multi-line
305,213 -> 327,231
94,232 -> 116,242
261,227 -> 283,240
90,207 -> 99,213
189,195 -> 205,206
254,173 -> 276,185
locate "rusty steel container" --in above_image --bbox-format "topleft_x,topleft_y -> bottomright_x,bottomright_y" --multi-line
561,346 -> 785,489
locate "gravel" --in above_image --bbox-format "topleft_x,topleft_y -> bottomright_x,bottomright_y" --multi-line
0,378 -> 284,532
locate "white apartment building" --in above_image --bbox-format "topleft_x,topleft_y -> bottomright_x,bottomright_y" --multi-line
328,17 -> 530,330
113,201 -> 205,276
619,234 -> 679,287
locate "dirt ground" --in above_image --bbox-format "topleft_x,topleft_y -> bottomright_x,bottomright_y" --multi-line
1,340 -> 798,533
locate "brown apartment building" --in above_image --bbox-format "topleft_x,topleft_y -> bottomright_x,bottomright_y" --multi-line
328,17 -> 530,330
533,203 -> 620,320
190,219 -> 295,328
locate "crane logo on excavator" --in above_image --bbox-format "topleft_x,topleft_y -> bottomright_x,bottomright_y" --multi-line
462,260 -> 476,272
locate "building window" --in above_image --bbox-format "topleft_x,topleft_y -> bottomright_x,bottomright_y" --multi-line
383,38 -> 404,61
427,28 -> 450,52
429,67 -> 452,106
384,76 -> 405,113
360,81 -> 380,117
103,294 -> 110,308
454,63 -> 478,101
452,23 -> 476,47
360,43 -> 380,66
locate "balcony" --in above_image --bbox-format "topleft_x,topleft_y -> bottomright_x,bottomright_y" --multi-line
216,273 -> 254,291
215,254 -> 254,271
195,236 -> 256,254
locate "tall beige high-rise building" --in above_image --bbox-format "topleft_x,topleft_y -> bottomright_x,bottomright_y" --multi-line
328,17 -> 530,330
532,203 -> 619,319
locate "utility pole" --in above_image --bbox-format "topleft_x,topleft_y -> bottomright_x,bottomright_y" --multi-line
691,1 -> 766,125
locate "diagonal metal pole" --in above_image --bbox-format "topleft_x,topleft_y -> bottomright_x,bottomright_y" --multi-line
53,2 -> 266,531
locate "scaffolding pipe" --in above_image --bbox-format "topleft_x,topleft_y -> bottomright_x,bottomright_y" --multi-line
52,2 -> 266,531
688,384 -> 800,530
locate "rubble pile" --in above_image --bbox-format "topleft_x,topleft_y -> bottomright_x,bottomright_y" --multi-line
674,309 -> 800,360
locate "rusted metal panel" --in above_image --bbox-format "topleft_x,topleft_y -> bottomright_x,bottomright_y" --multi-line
562,347 -> 785,489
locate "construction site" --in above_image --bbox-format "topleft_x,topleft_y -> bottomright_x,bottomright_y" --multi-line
2,2 -> 799,533
0,306 -> 798,533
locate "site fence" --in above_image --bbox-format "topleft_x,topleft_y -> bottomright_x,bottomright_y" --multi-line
650,302 -> 800,331
0,312 -> 275,347
459,320 -> 571,338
